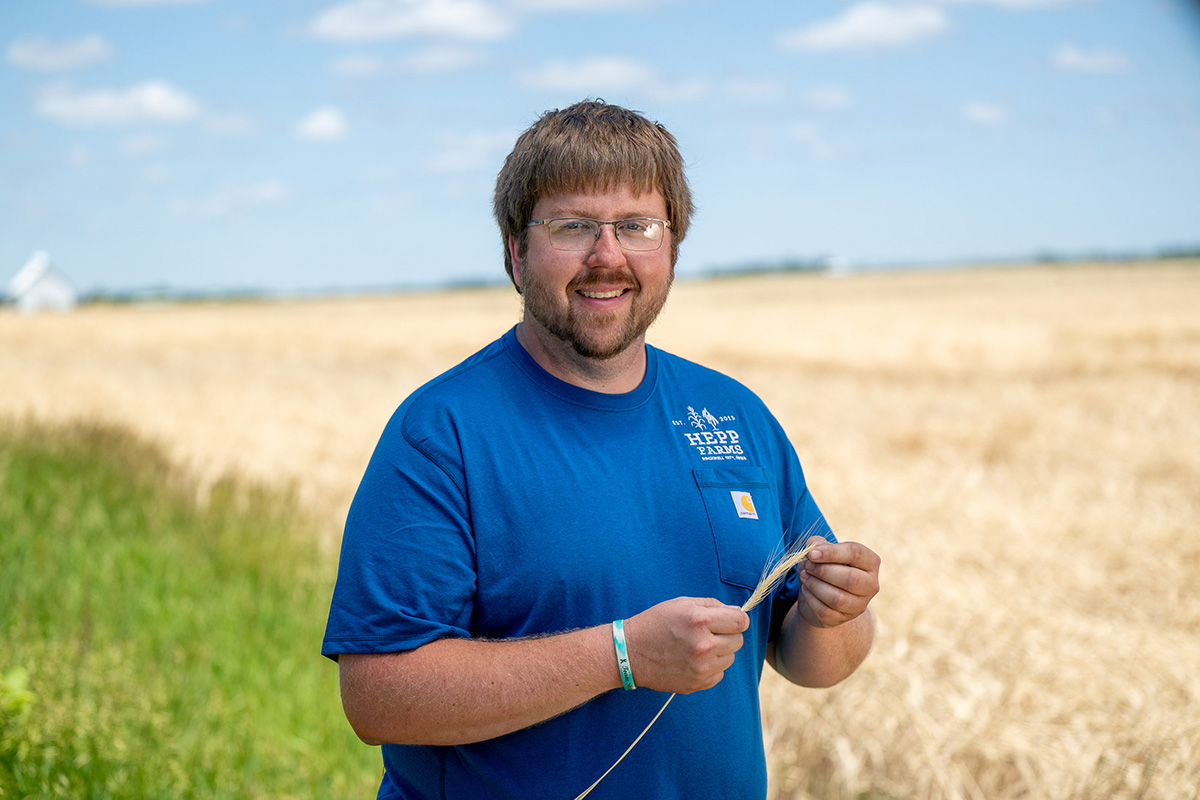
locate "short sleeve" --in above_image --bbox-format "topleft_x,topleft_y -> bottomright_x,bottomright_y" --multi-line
321,406 -> 477,660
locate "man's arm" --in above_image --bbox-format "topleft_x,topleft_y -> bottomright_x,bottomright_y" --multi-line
767,538 -> 881,688
339,596 -> 749,746
339,627 -> 616,746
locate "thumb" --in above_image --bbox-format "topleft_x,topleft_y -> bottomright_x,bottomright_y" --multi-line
693,597 -> 749,634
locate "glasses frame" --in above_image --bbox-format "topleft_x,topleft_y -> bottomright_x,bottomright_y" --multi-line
526,217 -> 671,252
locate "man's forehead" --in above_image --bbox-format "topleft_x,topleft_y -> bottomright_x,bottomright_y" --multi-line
533,186 -> 667,217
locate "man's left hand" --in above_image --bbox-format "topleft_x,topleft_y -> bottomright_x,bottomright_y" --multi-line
796,538 -> 880,629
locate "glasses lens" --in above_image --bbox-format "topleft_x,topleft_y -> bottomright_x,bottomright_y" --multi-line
614,219 -> 665,251
546,219 -> 600,250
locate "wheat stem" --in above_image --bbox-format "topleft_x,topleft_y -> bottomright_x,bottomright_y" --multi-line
741,531 -> 823,613
571,693 -> 677,799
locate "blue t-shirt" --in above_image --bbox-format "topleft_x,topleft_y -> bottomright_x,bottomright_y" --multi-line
323,327 -> 830,800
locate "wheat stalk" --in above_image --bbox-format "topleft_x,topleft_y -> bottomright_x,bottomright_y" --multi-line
739,528 -> 824,615
571,529 -> 824,799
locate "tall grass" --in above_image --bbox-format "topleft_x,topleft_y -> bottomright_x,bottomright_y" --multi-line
0,419 -> 379,799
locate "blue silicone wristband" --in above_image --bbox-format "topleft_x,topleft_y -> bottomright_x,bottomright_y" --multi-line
612,619 -> 636,691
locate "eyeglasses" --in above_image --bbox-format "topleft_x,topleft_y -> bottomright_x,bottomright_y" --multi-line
526,217 -> 670,252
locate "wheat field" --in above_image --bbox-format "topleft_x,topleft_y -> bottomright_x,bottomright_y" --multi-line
2,262 -> 1197,799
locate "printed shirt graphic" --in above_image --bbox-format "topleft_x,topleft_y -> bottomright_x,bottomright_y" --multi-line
675,404 -> 749,462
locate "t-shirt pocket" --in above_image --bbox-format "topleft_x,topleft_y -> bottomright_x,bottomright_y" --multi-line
693,466 -> 783,591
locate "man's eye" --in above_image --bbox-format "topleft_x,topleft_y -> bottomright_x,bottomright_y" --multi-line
621,219 -> 658,234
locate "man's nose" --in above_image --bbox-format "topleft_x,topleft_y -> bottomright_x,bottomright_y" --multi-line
587,224 -> 627,266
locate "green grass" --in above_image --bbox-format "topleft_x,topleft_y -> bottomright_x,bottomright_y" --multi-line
0,419 -> 381,799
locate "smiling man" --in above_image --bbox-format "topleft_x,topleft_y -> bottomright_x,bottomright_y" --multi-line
322,100 -> 881,800
514,185 -> 673,390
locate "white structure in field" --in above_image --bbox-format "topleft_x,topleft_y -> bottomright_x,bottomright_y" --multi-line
8,251 -> 78,313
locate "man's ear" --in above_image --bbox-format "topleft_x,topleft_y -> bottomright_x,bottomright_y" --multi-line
508,235 -> 524,291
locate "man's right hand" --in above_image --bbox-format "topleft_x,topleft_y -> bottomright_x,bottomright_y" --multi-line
622,597 -> 749,694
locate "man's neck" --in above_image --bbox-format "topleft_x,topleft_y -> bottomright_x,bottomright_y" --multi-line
514,321 -> 647,394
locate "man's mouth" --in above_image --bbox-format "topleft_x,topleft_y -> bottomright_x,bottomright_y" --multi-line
577,289 -> 627,299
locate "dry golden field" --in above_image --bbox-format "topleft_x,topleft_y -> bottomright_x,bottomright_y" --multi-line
2,261 -> 1198,799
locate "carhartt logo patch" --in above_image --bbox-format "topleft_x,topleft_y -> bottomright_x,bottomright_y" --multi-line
731,491 -> 759,520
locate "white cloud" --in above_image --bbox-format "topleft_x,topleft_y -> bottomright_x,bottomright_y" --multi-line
1053,43 -> 1131,74
296,106 -> 349,141
779,3 -> 950,52
962,101 -> 1010,127
331,45 -> 485,76
398,44 -> 486,72
425,130 -> 514,172
6,34 -> 113,71
309,0 -> 515,41
34,80 -> 202,125
520,56 -> 706,100
521,56 -> 657,91
800,86 -> 855,112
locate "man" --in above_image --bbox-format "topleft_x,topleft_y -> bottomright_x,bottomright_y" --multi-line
322,100 -> 880,799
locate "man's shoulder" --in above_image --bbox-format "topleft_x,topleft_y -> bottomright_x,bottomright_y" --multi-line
416,333 -> 513,398
386,331 -> 518,438
652,345 -> 762,399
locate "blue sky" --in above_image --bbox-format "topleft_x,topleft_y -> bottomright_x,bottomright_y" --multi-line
3,0 -> 1199,294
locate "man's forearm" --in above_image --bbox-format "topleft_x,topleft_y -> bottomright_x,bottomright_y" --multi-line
769,604 -> 875,688
339,625 -> 621,746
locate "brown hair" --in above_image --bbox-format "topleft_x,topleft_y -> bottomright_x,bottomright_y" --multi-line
492,99 -> 694,290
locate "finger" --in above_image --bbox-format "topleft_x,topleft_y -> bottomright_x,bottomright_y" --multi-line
801,535 -> 830,560
695,600 -> 750,635
795,581 -> 835,629
798,594 -> 847,629
799,570 -> 866,618
798,581 -> 855,628
710,632 -> 744,658
807,541 -> 881,572
676,639 -> 741,694
803,561 -> 879,598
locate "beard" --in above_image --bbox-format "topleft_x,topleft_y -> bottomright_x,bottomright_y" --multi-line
522,267 -> 674,361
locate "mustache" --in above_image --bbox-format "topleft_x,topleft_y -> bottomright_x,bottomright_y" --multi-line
568,271 -> 638,292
